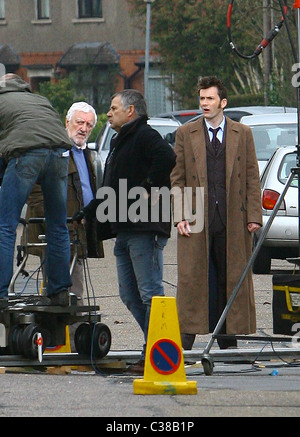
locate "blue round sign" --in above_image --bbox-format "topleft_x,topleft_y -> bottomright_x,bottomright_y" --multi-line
150,339 -> 182,375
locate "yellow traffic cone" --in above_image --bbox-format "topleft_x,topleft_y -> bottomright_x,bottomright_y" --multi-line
133,296 -> 197,395
45,326 -> 71,354
39,282 -> 72,354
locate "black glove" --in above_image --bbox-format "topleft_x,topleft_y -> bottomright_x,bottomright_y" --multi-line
72,210 -> 86,224
72,199 -> 100,224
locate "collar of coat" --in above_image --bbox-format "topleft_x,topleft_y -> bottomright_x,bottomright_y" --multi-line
111,115 -> 148,150
119,115 -> 148,137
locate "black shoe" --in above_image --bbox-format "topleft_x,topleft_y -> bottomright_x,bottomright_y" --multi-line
26,296 -> 51,306
126,359 -> 145,375
217,338 -> 238,350
181,333 -> 195,350
0,298 -> 8,310
49,290 -> 71,306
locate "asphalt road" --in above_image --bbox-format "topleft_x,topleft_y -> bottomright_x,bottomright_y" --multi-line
1,227 -> 300,418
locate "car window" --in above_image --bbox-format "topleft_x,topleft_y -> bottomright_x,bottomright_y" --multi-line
152,125 -> 178,137
96,123 -> 107,144
251,124 -> 297,161
101,123 -> 178,152
103,128 -> 116,151
278,152 -> 298,187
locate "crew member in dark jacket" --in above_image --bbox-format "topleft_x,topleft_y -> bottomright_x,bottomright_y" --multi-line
74,89 -> 176,373
0,73 -> 72,308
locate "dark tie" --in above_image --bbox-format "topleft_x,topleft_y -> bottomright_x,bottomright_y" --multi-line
209,127 -> 221,154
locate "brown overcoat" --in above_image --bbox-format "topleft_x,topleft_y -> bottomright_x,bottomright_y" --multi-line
23,149 -> 104,260
170,116 -> 262,335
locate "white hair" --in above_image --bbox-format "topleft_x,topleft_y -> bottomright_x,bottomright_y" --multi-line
66,102 -> 97,127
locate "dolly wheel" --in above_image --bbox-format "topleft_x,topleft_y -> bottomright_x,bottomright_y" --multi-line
21,324 -> 45,359
92,323 -> 111,358
8,325 -> 25,355
74,323 -> 91,355
201,354 -> 214,376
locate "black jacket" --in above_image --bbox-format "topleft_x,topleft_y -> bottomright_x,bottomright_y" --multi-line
86,116 -> 176,239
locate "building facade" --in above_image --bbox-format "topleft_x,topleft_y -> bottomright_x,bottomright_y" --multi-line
0,0 -> 172,114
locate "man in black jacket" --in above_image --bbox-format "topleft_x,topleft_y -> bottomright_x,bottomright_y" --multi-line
74,89 -> 176,373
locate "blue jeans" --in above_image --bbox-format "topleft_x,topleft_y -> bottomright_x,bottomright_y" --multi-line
0,148 -> 72,298
114,232 -> 168,357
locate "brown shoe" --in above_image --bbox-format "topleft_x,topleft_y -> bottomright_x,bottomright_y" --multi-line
126,359 -> 145,375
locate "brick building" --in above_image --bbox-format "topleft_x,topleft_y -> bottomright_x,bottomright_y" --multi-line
0,0 -> 172,114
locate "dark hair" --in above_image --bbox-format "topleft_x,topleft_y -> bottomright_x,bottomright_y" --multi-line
197,76 -> 228,100
111,89 -> 148,117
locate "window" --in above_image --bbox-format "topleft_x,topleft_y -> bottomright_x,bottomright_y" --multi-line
78,0 -> 102,18
37,0 -> 50,19
279,152 -> 298,187
0,0 -> 5,20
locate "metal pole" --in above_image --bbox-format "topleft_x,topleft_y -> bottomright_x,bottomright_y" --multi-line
144,0 -> 154,103
263,0 -> 272,105
295,7 -> 300,157
202,170 -> 296,358
296,7 -> 300,257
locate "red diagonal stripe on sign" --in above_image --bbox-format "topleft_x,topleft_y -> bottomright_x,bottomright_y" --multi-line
155,344 -> 177,370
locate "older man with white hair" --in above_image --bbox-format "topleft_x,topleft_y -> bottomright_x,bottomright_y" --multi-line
65,102 -> 98,208
24,102 -> 104,319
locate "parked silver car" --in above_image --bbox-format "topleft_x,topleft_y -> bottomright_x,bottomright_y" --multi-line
240,113 -> 298,174
253,146 -> 300,274
88,117 -> 181,188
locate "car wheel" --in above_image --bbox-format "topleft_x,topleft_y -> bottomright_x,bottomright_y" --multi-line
252,243 -> 272,274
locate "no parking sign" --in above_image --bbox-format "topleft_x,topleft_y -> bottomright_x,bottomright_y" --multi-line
133,297 -> 197,395
150,339 -> 181,375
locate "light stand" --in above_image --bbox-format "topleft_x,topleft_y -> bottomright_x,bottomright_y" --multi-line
294,1 -> 300,259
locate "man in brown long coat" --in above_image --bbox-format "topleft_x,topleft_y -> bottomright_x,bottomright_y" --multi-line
171,76 -> 262,350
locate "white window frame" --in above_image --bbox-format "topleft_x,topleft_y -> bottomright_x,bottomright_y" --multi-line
36,0 -> 50,20
0,0 -> 5,20
72,0 -> 104,24
32,0 -> 51,24
77,0 -> 102,19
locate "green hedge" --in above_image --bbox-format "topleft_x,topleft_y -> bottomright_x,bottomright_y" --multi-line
228,94 -> 265,107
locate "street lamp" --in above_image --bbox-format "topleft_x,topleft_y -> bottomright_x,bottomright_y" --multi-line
144,0 -> 155,104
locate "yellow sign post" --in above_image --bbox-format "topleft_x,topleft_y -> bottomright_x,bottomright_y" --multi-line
133,296 -> 197,395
